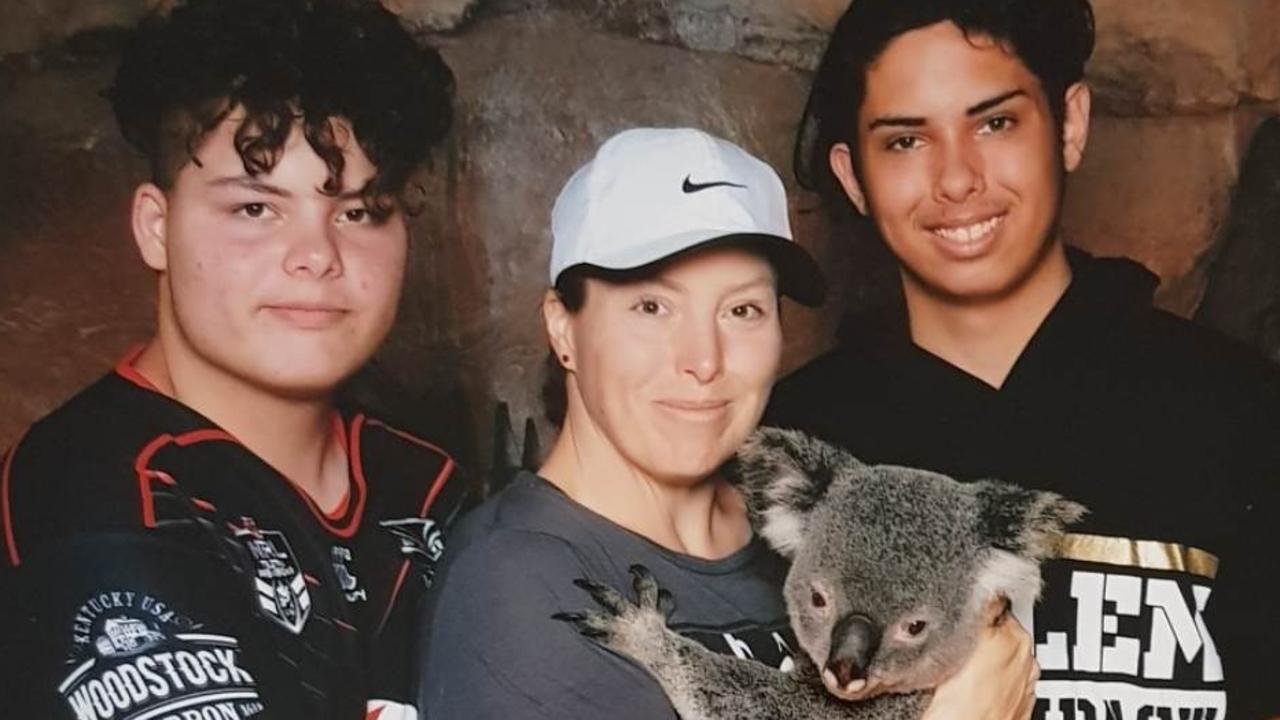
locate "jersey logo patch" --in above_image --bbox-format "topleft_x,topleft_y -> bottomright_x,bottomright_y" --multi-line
380,517 -> 445,587
95,616 -> 165,657
61,591 -> 262,720
333,545 -> 367,603
234,517 -> 312,634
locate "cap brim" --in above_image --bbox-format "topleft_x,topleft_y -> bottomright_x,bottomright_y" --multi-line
561,232 -> 826,307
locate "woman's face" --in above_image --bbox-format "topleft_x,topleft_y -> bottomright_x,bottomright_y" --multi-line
556,246 -> 783,486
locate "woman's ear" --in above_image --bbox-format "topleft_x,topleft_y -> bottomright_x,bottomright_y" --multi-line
132,183 -> 170,271
543,289 -> 576,370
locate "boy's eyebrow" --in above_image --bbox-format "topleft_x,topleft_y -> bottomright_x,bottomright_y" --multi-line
866,89 -> 1028,131
207,176 -> 292,197
335,188 -> 368,201
867,115 -> 925,132
967,89 -> 1026,116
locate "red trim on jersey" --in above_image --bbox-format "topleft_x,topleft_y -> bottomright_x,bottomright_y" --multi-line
113,347 -> 370,533
364,417 -> 454,460
2,430 -> 29,567
191,498 -> 217,512
320,413 -> 353,521
306,414 -> 368,540
375,443 -> 456,635
114,345 -> 162,393
134,429 -> 239,527
303,573 -> 320,586
377,562 -> 414,636
334,617 -> 359,632
130,416 -> 366,538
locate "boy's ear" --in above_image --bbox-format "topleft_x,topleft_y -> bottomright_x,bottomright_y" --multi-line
1061,82 -> 1092,173
542,289 -> 576,372
828,142 -> 868,215
132,183 -> 169,272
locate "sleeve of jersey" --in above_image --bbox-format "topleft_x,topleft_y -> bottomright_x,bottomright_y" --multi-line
415,530 -> 678,720
0,531 -> 281,720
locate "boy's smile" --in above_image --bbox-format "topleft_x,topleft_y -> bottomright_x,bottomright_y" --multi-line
830,21 -> 1090,307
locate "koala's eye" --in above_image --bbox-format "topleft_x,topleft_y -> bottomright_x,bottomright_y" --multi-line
811,591 -> 826,608
906,620 -> 927,637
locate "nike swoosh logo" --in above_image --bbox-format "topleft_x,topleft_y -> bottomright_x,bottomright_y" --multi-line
682,175 -> 748,193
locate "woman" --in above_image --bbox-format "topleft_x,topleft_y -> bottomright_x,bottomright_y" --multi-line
418,128 -> 1037,719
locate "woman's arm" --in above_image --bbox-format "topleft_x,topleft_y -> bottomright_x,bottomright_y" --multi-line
416,529 -> 678,720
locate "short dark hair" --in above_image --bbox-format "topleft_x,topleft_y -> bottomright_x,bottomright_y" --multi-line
108,0 -> 454,216
794,0 -> 1094,203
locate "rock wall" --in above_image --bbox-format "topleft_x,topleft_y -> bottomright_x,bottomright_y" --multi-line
2,0 -> 1277,472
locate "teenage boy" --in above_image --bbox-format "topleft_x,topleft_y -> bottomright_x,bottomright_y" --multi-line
767,1 -> 1280,718
0,0 -> 465,717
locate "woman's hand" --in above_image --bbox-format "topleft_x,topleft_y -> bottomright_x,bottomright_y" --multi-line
920,598 -> 1039,720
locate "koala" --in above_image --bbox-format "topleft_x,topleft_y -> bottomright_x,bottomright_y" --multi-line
558,427 -> 1085,720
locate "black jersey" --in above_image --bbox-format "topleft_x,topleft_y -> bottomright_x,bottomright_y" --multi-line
0,354 -> 468,719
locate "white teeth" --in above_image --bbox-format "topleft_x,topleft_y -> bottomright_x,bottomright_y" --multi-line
933,216 -> 1002,244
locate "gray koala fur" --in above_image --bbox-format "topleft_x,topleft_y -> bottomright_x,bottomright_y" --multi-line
559,427 -> 1085,720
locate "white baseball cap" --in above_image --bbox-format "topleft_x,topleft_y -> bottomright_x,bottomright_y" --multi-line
549,127 -> 825,306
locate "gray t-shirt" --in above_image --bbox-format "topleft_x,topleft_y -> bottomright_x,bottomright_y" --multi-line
417,471 -> 795,719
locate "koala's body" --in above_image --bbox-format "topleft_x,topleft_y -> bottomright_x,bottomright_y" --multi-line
561,428 -> 1084,720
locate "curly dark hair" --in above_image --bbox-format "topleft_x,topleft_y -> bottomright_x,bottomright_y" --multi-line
108,0 -> 454,215
795,0 -> 1094,204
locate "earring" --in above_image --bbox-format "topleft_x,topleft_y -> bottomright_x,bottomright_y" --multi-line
561,354 -> 571,363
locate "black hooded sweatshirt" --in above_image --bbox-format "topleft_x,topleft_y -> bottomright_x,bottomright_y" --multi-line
767,250 -> 1280,719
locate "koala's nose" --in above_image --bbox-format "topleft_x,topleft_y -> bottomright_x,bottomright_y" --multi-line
826,614 -> 879,686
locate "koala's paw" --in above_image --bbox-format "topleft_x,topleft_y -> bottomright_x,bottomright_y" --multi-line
553,564 -> 679,665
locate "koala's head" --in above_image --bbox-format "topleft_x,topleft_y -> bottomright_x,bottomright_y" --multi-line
724,428 -> 1084,701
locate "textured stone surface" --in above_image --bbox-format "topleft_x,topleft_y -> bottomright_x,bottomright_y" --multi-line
3,0 -> 1278,117
381,0 -> 480,32
392,11 -> 844,452
1059,112 -> 1240,315
1243,0 -> 1280,103
2,1 -> 1278,459
0,142 -> 154,447
0,11 -> 846,458
0,60 -> 152,447
485,0 -> 834,70
1196,116 -> 1280,363
0,0 -> 151,57
1087,0 -> 1247,115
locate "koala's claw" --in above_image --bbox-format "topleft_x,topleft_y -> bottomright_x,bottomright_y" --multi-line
557,565 -> 677,661
572,576 -> 630,614
627,564 -> 676,618
551,610 -> 612,639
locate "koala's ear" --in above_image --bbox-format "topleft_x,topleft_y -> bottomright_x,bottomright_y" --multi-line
722,427 -> 864,558
972,481 -> 1087,560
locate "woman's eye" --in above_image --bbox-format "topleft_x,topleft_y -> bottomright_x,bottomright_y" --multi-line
238,203 -> 268,218
730,304 -> 763,320
635,299 -> 663,315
